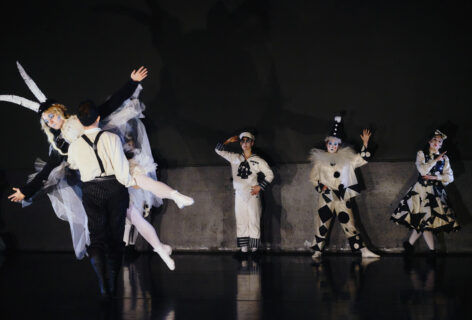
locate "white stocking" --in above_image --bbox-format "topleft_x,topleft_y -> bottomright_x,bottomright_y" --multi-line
134,175 -> 175,199
135,174 -> 194,209
422,231 -> 435,250
127,207 -> 175,270
408,230 -> 422,245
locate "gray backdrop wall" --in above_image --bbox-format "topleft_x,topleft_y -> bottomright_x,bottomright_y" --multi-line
2,160 -> 471,253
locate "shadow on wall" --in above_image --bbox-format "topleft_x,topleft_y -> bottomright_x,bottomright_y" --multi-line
438,121 -> 472,227
93,0 -> 336,248
93,0 -> 331,166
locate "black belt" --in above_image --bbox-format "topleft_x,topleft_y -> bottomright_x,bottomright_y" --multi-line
86,175 -> 116,182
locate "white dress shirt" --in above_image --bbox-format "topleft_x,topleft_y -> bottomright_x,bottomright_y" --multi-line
68,128 -> 136,187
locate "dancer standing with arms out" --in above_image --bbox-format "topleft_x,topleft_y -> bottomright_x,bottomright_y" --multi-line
215,131 -> 274,253
391,130 -> 459,256
308,116 -> 379,260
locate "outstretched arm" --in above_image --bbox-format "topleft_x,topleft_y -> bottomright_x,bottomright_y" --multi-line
99,66 -> 148,119
8,148 -> 65,203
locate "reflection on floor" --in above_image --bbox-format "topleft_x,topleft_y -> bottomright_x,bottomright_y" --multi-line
0,252 -> 470,319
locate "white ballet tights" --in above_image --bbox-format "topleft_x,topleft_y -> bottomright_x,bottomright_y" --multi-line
134,175 -> 175,199
408,230 -> 422,245
127,207 -> 175,270
408,230 -> 435,250
422,231 -> 435,250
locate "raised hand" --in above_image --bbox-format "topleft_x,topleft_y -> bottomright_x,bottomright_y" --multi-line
435,151 -> 447,162
131,66 -> 148,82
224,135 -> 239,145
360,129 -> 372,147
8,188 -> 25,203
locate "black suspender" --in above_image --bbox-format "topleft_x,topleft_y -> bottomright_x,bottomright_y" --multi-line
81,131 -> 106,175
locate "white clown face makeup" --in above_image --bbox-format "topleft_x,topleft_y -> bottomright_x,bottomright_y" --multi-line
42,111 -> 65,130
429,135 -> 443,153
325,137 -> 341,153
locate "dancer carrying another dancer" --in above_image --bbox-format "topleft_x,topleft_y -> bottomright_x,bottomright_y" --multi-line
2,62 -> 192,270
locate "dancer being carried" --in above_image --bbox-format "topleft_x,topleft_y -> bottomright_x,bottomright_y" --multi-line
308,116 -> 379,260
215,131 -> 274,253
2,62 -> 193,270
391,130 -> 459,257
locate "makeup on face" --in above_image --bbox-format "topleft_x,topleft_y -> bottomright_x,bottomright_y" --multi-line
240,137 -> 253,144
326,138 -> 340,153
42,112 -> 64,129
429,135 -> 443,152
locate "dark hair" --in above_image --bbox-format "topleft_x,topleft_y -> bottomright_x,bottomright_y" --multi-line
77,100 -> 99,126
422,132 -> 445,155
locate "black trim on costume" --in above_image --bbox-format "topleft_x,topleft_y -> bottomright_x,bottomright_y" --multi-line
249,238 -> 260,249
315,182 -> 326,193
259,179 -> 269,190
237,237 -> 249,247
216,143 -> 224,151
360,145 -> 372,160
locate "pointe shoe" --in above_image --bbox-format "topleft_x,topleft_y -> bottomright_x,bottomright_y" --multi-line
170,190 -> 194,209
361,248 -> 380,258
154,246 -> 175,271
162,244 -> 173,256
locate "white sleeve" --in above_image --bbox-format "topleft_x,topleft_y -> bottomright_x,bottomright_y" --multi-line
67,144 -> 78,170
415,150 -> 437,176
109,133 -> 136,187
215,143 -> 239,164
257,158 -> 274,190
438,156 -> 454,185
353,145 -> 370,168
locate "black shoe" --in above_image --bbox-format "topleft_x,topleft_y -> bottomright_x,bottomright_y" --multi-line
403,241 -> 414,255
107,257 -> 122,297
250,249 -> 262,262
233,250 -> 249,261
426,250 -> 437,267
90,252 -> 110,299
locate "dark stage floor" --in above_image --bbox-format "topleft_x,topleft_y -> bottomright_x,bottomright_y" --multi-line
0,252 -> 470,320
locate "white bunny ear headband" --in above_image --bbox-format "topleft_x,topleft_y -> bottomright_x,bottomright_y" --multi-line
0,61 -> 48,113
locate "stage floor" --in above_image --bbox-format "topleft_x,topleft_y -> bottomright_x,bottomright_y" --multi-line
0,252 -> 470,319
